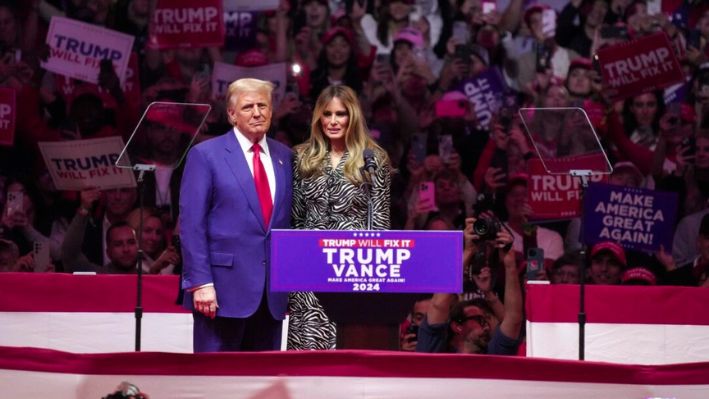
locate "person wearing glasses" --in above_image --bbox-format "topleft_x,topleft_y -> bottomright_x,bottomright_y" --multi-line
415,220 -> 523,354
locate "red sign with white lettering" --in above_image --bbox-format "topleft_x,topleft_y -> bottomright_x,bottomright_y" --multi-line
0,87 -> 16,146
596,32 -> 684,101
148,0 -> 225,49
527,157 -> 607,220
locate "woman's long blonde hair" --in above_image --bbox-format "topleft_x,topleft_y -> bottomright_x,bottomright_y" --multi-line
296,85 -> 388,184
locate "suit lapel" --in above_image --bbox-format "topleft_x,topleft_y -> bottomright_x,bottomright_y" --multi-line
269,138 -> 286,229
223,132 -> 266,232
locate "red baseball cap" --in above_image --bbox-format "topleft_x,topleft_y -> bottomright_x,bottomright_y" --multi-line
621,267 -> 657,285
321,27 -> 355,46
590,241 -> 627,268
569,57 -> 593,72
234,49 -> 269,67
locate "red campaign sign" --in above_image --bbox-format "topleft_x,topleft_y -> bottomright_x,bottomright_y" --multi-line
527,157 -> 607,220
0,87 -> 16,146
596,31 -> 684,101
148,0 -> 225,49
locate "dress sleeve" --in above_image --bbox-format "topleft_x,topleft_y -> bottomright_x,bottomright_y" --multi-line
291,152 -> 306,229
371,154 -> 392,230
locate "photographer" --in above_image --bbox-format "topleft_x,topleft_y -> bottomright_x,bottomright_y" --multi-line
416,219 -> 522,355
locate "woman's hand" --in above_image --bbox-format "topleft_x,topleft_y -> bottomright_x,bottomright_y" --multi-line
491,122 -> 510,150
151,246 -> 181,274
445,152 -> 463,175
484,167 -> 506,191
350,0 -> 366,22
509,127 -> 530,154
674,137 -> 695,175
187,74 -> 210,103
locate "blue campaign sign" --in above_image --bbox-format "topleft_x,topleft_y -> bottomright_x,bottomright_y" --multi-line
457,67 -> 507,130
582,183 -> 678,253
223,10 -> 257,51
270,230 -> 463,293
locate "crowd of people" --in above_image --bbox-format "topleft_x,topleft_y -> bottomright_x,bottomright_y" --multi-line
1,0 -> 709,355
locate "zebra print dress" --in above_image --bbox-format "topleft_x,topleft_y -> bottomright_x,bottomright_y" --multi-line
287,149 -> 391,350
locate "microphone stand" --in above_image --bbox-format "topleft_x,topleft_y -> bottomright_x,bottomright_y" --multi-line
133,164 -> 156,352
361,165 -> 377,231
570,169 -> 592,361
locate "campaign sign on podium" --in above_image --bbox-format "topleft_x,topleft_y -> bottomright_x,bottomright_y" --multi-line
271,230 -> 463,293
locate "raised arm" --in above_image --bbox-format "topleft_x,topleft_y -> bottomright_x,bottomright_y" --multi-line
496,228 -> 523,340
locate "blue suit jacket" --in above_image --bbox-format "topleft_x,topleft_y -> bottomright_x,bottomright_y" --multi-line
179,131 -> 292,319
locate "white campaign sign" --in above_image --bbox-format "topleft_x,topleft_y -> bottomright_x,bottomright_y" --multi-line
211,61 -> 287,105
42,17 -> 135,84
39,137 -> 137,191
223,0 -> 279,12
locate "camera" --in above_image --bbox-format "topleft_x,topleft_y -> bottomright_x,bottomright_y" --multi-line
473,216 -> 502,241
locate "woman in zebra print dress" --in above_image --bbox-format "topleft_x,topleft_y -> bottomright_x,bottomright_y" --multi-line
288,85 -> 392,350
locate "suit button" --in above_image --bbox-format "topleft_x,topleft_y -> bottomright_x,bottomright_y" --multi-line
262,261 -> 266,266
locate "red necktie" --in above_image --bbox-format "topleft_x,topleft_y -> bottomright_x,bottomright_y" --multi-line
252,143 -> 272,225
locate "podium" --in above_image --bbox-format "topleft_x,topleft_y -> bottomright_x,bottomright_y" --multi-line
271,229 -> 463,350
315,292 -> 428,349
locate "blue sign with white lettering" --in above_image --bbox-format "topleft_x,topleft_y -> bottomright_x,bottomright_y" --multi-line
582,183 -> 678,253
271,230 -> 463,293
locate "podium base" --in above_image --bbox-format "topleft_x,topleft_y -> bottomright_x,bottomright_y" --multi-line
337,323 -> 400,350
315,293 -> 426,350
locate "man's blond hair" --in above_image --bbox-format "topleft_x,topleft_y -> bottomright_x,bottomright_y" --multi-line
226,78 -> 274,109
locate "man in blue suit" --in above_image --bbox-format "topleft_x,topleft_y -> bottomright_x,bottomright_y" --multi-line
179,78 -> 292,352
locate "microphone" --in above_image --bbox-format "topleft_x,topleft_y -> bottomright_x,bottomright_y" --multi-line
363,148 -> 377,175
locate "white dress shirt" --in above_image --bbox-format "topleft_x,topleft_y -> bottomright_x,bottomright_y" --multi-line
234,128 -> 276,203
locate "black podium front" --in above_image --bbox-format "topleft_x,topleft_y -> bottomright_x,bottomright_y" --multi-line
316,293 -> 426,350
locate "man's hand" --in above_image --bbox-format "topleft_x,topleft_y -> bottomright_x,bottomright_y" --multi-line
80,188 -> 101,211
656,245 -> 676,271
400,334 -> 417,351
495,228 -> 514,263
193,285 -> 219,319
463,217 -> 481,251
472,266 -> 493,292
14,253 -> 34,272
